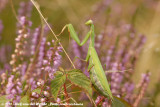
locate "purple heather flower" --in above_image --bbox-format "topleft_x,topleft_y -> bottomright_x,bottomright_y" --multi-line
18,1 -> 33,18
6,75 -> 22,103
105,45 -> 115,70
31,27 -> 41,55
47,45 -> 62,78
122,53 -> 130,64
19,16 -> 32,27
37,37 -> 46,66
10,16 -> 32,75
121,24 -> 132,33
21,63 -> 27,80
44,24 -> 50,35
29,78 -> 37,90
125,83 -> 134,93
6,76 -> 14,94
72,40 -> 81,58
110,72 -> 124,95
95,96 -> 101,104
102,102 -> 108,107
39,40 -> 62,79
142,73 -> 150,82
121,82 -> 135,102
43,60 -> 48,65
57,98 -> 61,103
11,89 -> 17,94
44,91 -> 49,97
13,96 -> 21,103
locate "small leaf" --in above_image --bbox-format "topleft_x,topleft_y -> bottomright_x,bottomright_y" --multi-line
18,96 -> 30,107
112,96 -> 132,107
32,88 -> 41,94
67,69 -> 92,97
54,71 -> 63,77
51,74 -> 66,99
0,95 -> 8,103
59,67 -> 64,72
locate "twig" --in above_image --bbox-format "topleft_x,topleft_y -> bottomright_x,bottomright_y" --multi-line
96,96 -> 105,106
58,91 -> 82,96
63,83 -> 70,107
30,0 -> 76,69
133,72 -> 150,107
9,0 -> 21,25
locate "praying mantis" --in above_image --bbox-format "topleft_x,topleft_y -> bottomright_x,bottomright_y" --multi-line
30,0 -> 113,101
59,20 -> 113,100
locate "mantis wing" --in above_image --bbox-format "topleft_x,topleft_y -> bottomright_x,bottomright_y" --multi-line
89,47 -> 113,100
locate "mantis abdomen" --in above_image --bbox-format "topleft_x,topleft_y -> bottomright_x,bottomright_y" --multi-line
89,47 -> 113,100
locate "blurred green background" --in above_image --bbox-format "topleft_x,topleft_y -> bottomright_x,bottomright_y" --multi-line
0,0 -> 160,106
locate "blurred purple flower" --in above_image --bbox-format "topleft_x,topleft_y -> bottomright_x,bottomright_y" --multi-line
18,1 -> 33,18
6,75 -> 22,103
0,0 -> 8,12
31,27 -> 41,55
43,41 -> 62,79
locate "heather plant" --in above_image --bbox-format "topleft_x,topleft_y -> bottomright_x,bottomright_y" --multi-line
0,0 -> 158,107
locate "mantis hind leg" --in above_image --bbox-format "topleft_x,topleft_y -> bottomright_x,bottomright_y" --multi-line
73,56 -> 87,63
88,64 -> 94,72
71,56 -> 89,69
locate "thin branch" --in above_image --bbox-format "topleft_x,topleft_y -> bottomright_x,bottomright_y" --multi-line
58,91 -> 82,96
96,96 -> 105,106
30,0 -> 76,69
9,0 -> 21,24
133,72 -> 150,107
63,83 -> 70,107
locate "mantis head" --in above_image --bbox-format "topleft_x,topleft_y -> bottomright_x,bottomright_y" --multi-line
85,20 -> 93,26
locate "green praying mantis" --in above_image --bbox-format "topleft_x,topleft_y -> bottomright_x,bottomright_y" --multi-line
59,20 -> 113,100
30,0 -> 113,102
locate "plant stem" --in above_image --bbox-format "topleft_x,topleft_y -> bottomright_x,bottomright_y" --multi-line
96,96 -> 105,106
30,0 -> 76,69
63,83 -> 70,107
10,0 -> 21,25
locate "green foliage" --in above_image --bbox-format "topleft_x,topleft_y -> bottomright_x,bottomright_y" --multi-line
54,71 -> 64,77
67,69 -> 92,97
32,88 -> 41,94
112,96 -> 131,107
18,96 -> 30,107
0,95 -> 8,103
51,69 -> 92,100
51,74 -> 66,99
